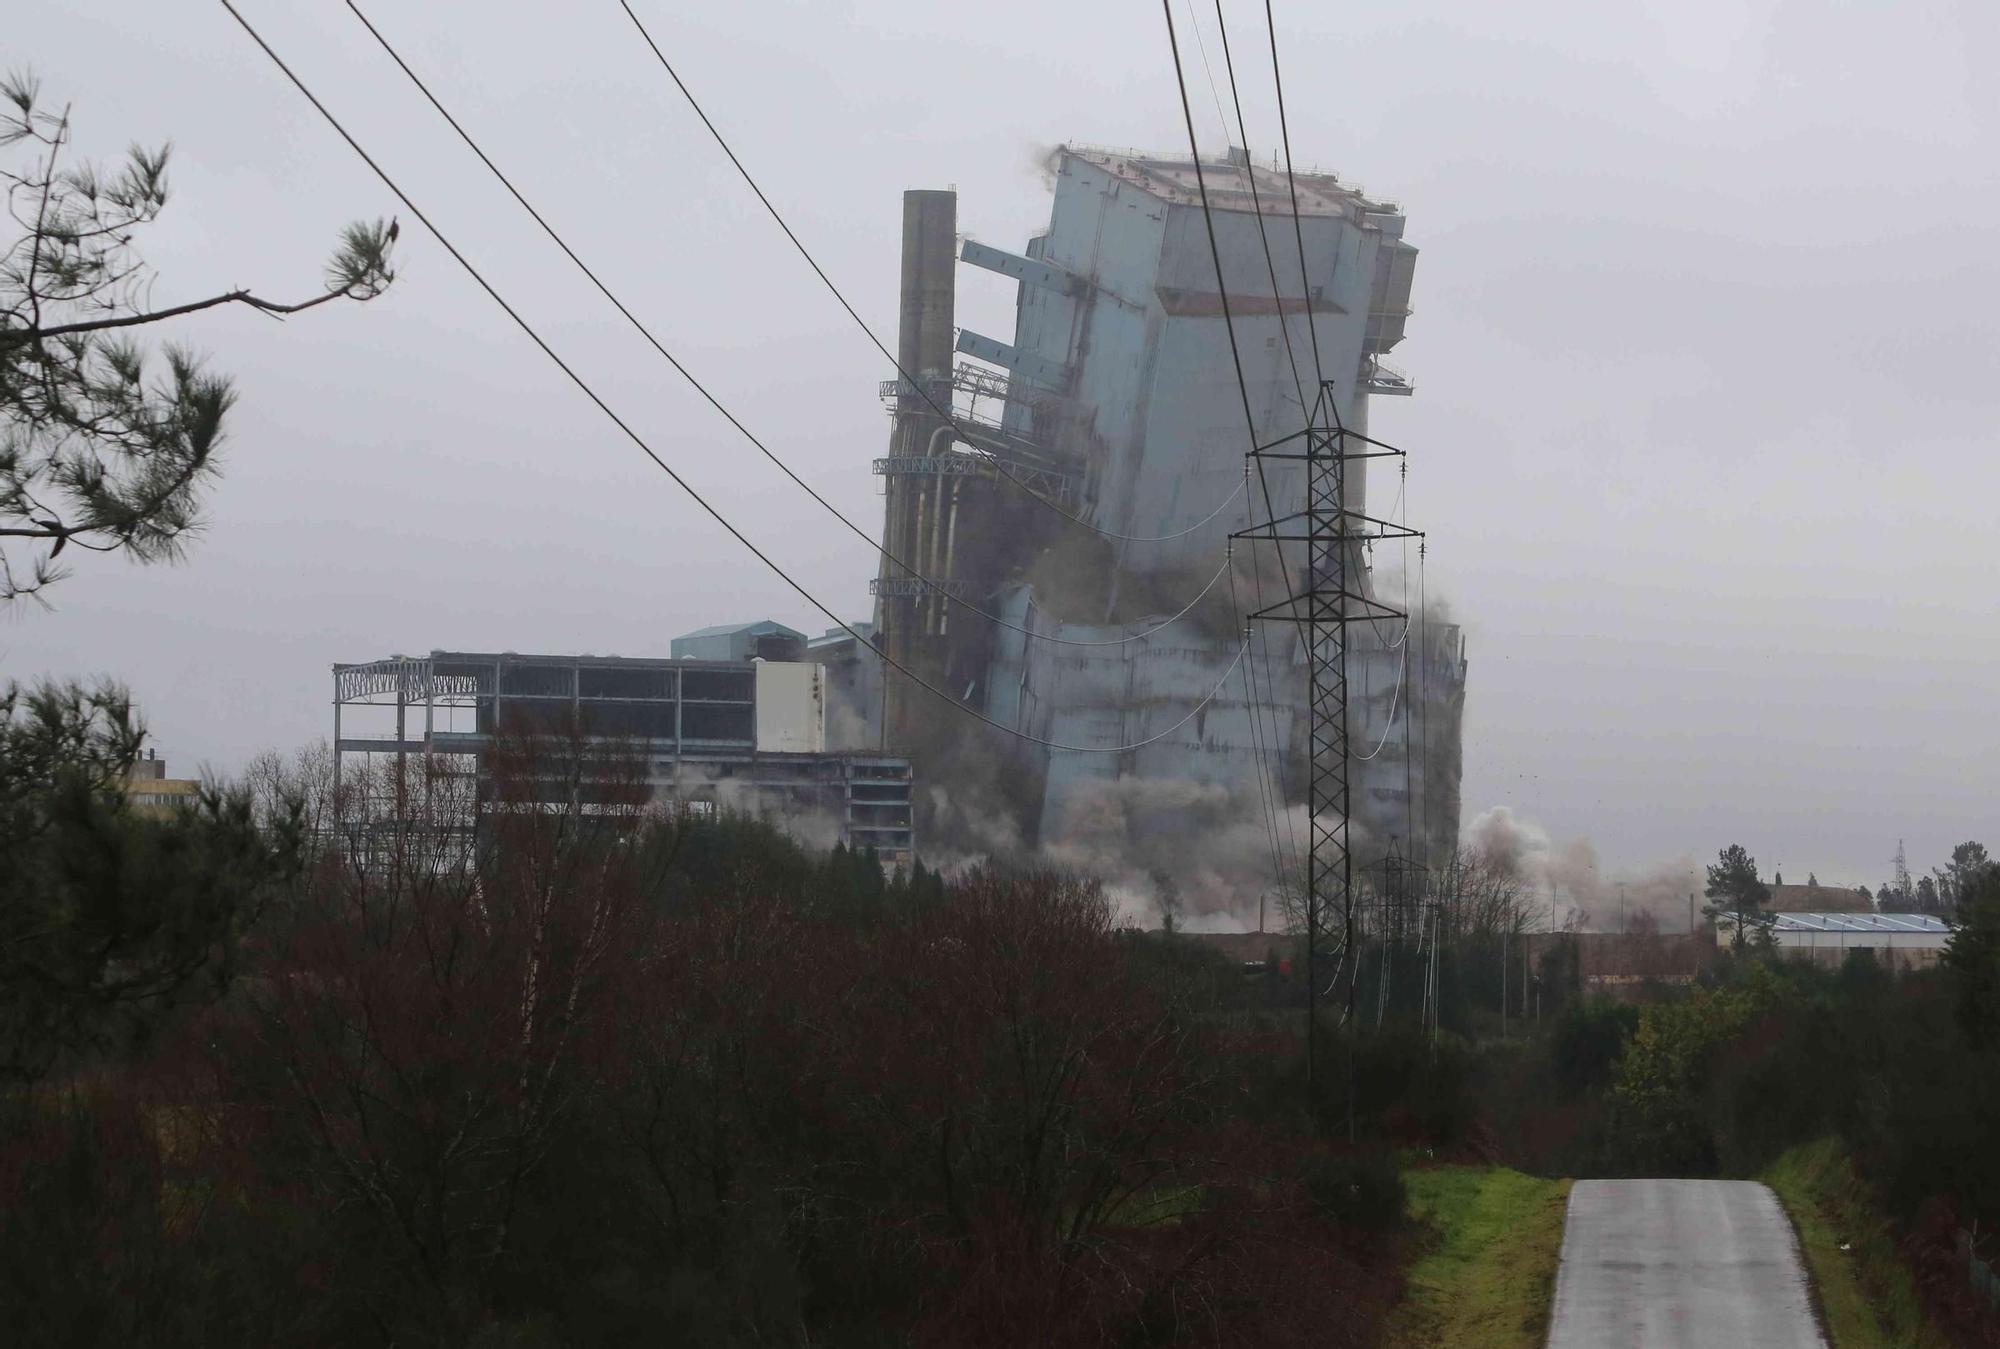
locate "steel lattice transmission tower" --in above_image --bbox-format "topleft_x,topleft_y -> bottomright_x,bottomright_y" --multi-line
1235,379 -> 1422,1088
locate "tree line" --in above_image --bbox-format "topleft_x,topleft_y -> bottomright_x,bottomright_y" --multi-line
3,681 -> 1430,1347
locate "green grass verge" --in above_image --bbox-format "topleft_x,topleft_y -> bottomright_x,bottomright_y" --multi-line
1384,1166 -> 1572,1349
1760,1139 -> 1950,1349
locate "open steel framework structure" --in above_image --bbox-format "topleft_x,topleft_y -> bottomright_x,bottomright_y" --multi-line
332,651 -> 915,865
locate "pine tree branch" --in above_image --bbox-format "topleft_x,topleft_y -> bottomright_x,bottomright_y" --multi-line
0,281 -> 361,347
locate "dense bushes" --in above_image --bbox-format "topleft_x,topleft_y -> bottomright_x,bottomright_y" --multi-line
1,681 -> 298,1081
1305,1150 -> 1407,1232
0,772 -> 1412,1347
1548,1002 -> 1638,1097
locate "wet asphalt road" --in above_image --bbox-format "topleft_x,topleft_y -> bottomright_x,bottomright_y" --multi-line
1545,1178 -> 1826,1348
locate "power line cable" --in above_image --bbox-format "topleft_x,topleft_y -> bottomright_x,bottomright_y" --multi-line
1350,631 -> 1408,762
1182,0 -> 1235,147
218,0 -> 1249,757
346,1 -> 1231,648
1161,3 -> 1272,504
1238,620 -> 1293,915
1166,0 -> 1325,902
1215,0 -> 1356,885
1189,10 -> 1302,888
1211,0 -> 1309,425
1249,614 -> 1303,875
1230,0 -> 1428,812
1163,0 -> 1319,905
1160,0 -> 1314,666
1416,541 -> 1431,870
1399,463 -> 1417,867
1240,7 -> 1416,724
617,0 -> 1246,546
1226,538 -> 1299,900
1263,0 -> 1326,389
1236,475 -> 1301,880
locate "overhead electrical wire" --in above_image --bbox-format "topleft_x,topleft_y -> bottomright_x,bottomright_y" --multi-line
1164,0 -> 1313,891
1255,0 -> 1433,875
1210,0 -> 1311,427
1217,0 -> 1384,888
1228,0 -> 1432,779
1398,465 -> 1417,863
1235,439 -> 1301,882
1227,527 -> 1301,903
1161,2 -> 1280,520
1183,0 -> 1235,145
1206,0 -> 1321,888
1263,0 -> 1327,389
1350,635 -> 1408,763
218,0 -> 1250,757
1188,2 -> 1439,1019
616,0 -> 1247,547
345,0 -> 1234,650
1168,0 -> 1328,898
1249,618 -> 1303,874
1416,540 -> 1431,871
1160,0 -> 1316,671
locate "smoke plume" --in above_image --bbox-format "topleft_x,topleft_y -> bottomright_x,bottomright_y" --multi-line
1467,805 -> 1701,933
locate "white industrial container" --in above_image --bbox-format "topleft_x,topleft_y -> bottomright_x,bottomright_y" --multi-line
753,661 -> 826,754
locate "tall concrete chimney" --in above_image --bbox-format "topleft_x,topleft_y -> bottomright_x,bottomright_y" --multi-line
897,189 -> 957,403
876,189 -> 958,749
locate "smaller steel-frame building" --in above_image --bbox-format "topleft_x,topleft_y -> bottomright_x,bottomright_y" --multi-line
1717,911 -> 1952,970
332,650 -> 914,864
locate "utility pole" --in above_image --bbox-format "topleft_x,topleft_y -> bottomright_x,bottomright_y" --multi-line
1619,881 -> 1628,935
1234,379 -> 1421,1109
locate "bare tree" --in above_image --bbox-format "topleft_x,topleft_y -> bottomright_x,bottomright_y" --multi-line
1,71 -> 395,602
223,732 -> 668,1334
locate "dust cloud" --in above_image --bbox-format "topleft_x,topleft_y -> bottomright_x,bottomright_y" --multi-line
1467,805 -> 1701,933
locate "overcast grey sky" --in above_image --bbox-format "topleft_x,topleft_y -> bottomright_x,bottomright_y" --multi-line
11,1 -> 1997,890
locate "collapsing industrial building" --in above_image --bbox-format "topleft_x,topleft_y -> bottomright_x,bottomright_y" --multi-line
819,145 -> 1467,918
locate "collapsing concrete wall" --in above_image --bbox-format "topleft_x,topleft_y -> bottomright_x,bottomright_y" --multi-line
844,147 -> 1466,922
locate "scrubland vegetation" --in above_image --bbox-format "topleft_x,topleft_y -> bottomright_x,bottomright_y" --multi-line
6,682 -> 1998,1344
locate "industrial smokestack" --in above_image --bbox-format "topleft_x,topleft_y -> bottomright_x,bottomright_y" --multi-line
897,189 -> 957,403
878,189 -> 959,747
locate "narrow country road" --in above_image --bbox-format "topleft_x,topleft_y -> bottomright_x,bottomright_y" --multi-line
1545,1178 -> 1826,1348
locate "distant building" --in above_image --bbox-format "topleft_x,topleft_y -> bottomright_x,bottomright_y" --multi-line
670,619 -> 806,664
1717,912 -> 1951,970
1521,930 -> 1715,1001
332,649 -> 912,866
125,751 -> 199,815
1762,883 -> 1873,914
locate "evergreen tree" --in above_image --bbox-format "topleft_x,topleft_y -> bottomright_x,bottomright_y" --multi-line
1702,844 -> 1772,951
1,73 -> 395,602
1943,866 -> 2000,1044
1935,842 -> 1993,920
0,678 -> 299,1079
